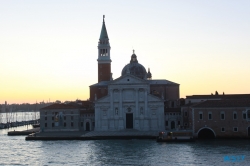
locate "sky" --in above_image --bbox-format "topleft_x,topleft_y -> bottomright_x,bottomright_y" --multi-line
1,1 -> 250,104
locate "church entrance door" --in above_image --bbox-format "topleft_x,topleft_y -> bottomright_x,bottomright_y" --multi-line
171,121 -> 175,129
86,122 -> 90,131
126,114 -> 133,129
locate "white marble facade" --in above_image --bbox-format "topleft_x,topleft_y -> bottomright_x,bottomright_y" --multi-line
95,74 -> 165,131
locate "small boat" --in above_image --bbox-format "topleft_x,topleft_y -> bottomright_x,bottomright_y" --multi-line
32,124 -> 40,128
156,131 -> 195,142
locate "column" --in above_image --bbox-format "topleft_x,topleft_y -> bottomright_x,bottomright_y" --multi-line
144,89 -> 148,117
110,89 -> 113,117
135,88 -> 139,118
95,107 -> 99,131
119,88 -> 122,118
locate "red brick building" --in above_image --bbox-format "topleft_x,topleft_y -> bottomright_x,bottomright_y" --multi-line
182,94 -> 250,138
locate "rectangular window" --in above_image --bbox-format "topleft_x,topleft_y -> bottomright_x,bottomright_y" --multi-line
243,113 -> 246,119
52,117 -> 54,120
233,127 -> 238,132
233,113 -> 237,120
208,113 -> 212,120
45,117 -> 47,121
221,127 -> 225,132
71,116 -> 73,120
71,122 -> 74,127
165,121 -> 168,126
178,121 -> 180,125
52,123 -> 54,127
64,116 -> 66,120
45,123 -> 47,127
81,122 -> 83,127
221,113 -> 225,120
184,112 -> 187,116
64,122 -> 66,127
199,113 -> 203,120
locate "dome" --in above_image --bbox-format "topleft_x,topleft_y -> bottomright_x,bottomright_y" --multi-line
121,51 -> 147,79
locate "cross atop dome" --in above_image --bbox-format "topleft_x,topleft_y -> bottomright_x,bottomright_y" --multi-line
130,50 -> 138,63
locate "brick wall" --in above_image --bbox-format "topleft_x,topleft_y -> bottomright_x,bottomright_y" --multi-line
193,108 -> 250,138
98,63 -> 111,82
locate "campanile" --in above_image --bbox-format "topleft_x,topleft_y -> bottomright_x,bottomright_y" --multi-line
97,15 -> 112,82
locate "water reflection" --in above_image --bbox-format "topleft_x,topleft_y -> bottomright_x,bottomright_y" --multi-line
1,126 -> 250,165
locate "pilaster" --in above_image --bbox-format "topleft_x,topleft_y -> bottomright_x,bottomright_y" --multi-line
119,88 -> 122,118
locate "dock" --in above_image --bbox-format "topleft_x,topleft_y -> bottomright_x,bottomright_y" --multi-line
8,127 -> 40,136
25,130 -> 158,140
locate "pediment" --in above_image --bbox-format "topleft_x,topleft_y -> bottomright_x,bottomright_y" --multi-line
95,95 -> 110,103
110,74 -> 147,85
148,94 -> 164,102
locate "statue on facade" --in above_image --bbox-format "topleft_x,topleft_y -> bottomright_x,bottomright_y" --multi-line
140,107 -> 143,115
115,108 -> 118,115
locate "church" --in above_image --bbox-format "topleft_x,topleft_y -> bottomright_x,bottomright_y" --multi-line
90,16 -> 180,131
39,16 -> 180,132
39,16 -> 250,139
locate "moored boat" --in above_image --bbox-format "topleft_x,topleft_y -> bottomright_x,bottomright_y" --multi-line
32,124 -> 40,128
156,131 -> 195,142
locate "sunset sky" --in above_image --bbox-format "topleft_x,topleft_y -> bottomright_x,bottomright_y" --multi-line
1,1 -> 250,104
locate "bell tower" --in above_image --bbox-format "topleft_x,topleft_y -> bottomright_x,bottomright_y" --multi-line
97,15 -> 112,82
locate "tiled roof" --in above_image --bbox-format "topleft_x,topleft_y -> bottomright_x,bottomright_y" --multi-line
80,110 -> 94,114
89,81 -> 110,87
40,104 -> 80,110
148,79 -> 179,85
193,99 -> 250,108
182,103 -> 200,107
186,94 -> 250,99
90,79 -> 179,87
165,108 -> 181,112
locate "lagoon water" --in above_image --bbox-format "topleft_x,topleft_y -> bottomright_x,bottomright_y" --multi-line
1,126 -> 250,166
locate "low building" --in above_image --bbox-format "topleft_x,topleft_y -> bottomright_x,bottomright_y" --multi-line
185,93 -> 250,104
192,99 -> 250,138
164,108 -> 182,130
40,101 -> 94,132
